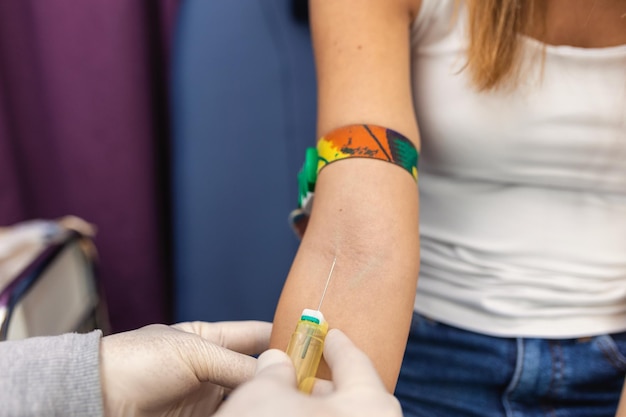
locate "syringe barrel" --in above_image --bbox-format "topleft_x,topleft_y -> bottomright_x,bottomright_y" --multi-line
286,316 -> 329,393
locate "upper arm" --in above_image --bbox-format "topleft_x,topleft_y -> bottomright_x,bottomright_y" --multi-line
310,0 -> 422,145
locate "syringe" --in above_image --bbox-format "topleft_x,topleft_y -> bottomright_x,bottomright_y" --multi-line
285,257 -> 336,393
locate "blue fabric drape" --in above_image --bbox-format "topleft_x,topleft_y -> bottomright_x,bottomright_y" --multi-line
172,0 -> 317,321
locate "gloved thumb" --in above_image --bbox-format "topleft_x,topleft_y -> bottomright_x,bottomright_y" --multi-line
254,349 -> 297,387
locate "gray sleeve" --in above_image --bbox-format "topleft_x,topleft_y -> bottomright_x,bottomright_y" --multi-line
0,330 -> 104,417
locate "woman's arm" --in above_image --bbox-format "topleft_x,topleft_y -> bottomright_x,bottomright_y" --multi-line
617,382 -> 626,416
270,0 -> 422,392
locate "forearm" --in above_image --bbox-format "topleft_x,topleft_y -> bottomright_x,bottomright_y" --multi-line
270,158 -> 419,392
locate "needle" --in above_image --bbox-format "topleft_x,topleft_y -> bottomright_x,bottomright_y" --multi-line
317,256 -> 337,311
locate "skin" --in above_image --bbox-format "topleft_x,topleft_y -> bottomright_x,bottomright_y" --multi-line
530,0 -> 626,48
270,0 -> 626,400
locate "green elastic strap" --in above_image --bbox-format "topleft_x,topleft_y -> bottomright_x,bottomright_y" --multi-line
297,147 -> 319,208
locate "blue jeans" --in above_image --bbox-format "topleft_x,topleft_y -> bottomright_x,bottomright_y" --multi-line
395,313 -> 626,417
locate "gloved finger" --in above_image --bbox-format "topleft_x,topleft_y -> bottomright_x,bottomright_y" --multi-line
310,378 -> 334,396
323,329 -> 386,391
173,321 -> 272,355
254,349 -> 298,387
188,341 -> 259,389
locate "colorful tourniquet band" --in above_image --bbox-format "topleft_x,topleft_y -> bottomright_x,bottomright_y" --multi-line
292,125 -> 419,238
296,124 -> 419,214
317,125 -> 418,181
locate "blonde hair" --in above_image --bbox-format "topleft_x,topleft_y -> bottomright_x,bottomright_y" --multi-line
464,0 -> 544,91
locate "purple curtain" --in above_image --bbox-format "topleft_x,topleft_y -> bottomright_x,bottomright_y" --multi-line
0,0 -> 179,332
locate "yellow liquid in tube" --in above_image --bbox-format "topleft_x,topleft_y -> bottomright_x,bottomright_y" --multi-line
285,309 -> 328,393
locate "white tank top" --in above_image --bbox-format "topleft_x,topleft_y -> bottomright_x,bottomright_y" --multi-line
411,0 -> 626,337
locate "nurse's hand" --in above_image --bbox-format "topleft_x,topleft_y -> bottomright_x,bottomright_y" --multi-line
216,329 -> 403,417
100,321 -> 271,417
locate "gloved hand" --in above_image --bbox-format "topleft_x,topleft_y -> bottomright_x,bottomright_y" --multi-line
100,321 -> 271,417
215,328 -> 403,417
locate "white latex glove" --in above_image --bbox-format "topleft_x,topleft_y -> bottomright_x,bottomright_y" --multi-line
215,328 -> 403,417
100,321 -> 271,417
